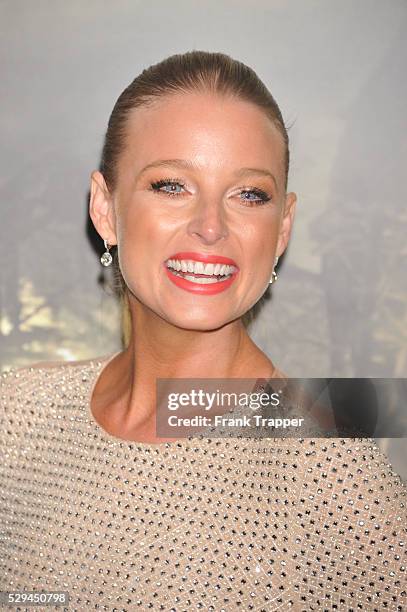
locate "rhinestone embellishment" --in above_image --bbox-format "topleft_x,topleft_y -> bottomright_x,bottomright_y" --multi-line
1,356 -> 406,610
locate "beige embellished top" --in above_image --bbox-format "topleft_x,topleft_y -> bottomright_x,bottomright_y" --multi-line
0,354 -> 406,611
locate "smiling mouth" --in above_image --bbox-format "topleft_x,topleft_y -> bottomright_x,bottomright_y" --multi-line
165,258 -> 238,284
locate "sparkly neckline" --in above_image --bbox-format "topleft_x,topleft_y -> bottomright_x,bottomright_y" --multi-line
2,357 -> 406,609
86,351 -> 200,451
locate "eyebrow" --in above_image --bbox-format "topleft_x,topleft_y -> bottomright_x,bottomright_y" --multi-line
137,158 -> 278,189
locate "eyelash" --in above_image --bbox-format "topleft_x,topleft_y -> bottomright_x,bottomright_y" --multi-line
149,178 -> 272,205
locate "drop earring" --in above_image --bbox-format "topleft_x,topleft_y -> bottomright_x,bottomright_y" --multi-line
269,255 -> 279,284
100,238 -> 112,267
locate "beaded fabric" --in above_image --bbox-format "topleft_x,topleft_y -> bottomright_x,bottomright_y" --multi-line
0,354 -> 406,611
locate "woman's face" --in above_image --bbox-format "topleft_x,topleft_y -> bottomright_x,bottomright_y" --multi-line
91,91 -> 296,331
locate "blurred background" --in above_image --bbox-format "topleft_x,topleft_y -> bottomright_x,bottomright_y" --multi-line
1,0 -> 406,477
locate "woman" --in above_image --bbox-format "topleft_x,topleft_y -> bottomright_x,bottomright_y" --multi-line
1,51 -> 406,610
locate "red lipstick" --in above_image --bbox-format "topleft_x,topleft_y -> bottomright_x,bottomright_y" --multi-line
168,251 -> 238,265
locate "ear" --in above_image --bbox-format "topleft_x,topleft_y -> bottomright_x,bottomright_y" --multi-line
89,170 -> 118,245
276,191 -> 297,258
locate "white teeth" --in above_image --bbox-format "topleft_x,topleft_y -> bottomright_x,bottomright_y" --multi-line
203,263 -> 214,275
170,271 -> 232,284
166,258 -> 238,276
184,274 -> 222,284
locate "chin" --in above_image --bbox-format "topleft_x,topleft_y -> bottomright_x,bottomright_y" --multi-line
163,310 -> 239,332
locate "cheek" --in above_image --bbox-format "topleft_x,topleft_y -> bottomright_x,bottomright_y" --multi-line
244,216 -> 279,259
117,202 -> 159,248
116,205 -> 174,294
114,207 -> 150,287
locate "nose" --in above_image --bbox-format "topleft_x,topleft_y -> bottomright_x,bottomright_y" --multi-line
186,196 -> 229,246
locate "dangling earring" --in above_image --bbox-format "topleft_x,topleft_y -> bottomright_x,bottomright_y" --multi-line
269,255 -> 279,284
100,238 -> 112,267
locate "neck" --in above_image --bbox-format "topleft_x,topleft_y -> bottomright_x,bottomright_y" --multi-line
125,298 -> 260,379
93,294 -> 276,440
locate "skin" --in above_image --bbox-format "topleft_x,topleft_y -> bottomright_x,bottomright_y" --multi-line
89,90 -> 297,443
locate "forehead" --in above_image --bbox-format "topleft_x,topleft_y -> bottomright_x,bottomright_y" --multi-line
120,91 -> 285,178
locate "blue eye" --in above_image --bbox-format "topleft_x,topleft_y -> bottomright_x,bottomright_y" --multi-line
150,179 -> 271,206
150,179 -> 185,195
240,189 -> 271,205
